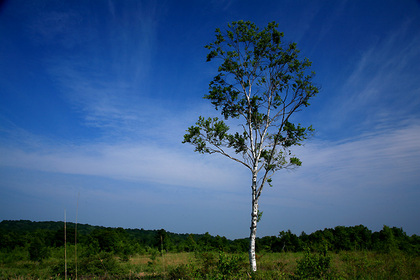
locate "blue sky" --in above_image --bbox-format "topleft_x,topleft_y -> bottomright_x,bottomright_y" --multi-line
0,0 -> 419,239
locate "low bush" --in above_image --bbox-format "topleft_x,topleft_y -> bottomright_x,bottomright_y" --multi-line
168,251 -> 247,279
292,247 -> 332,279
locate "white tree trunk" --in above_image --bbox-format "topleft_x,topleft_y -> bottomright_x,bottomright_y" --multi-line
249,195 -> 258,272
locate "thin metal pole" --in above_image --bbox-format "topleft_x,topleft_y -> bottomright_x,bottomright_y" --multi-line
75,193 -> 79,279
64,209 -> 67,280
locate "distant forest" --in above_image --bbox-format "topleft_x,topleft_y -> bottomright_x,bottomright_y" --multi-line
1,220 -> 419,261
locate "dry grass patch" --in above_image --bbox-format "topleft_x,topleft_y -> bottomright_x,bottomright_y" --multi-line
130,252 -> 191,266
161,252 -> 192,266
130,254 -> 152,265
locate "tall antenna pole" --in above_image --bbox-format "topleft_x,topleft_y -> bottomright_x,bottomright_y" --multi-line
64,209 -> 67,280
75,193 -> 80,280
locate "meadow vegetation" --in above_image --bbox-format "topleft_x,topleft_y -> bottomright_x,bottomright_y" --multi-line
0,220 -> 419,279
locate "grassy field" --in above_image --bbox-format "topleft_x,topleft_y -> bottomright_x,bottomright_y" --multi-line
137,251 -> 420,280
1,250 -> 419,279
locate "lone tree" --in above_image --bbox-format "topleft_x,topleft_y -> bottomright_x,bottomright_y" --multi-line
183,21 -> 319,271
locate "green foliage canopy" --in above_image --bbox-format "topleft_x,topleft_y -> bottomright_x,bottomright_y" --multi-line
183,20 -> 319,193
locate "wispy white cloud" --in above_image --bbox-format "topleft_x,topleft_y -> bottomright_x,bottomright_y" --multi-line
26,0 -> 163,136
266,122 -> 420,204
327,19 -> 420,132
0,135 -> 248,192
258,121 -> 420,235
0,0 -> 234,194
2,116 -> 418,202
301,0 -> 349,53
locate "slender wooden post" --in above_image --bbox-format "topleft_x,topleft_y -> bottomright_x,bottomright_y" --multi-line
64,209 -> 67,280
75,193 -> 79,280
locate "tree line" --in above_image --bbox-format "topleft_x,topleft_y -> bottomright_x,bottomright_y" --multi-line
0,220 -> 418,262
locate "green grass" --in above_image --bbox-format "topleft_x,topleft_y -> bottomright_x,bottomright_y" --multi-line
1,249 -> 419,279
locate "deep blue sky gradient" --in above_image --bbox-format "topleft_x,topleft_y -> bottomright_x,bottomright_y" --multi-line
1,0 -> 419,238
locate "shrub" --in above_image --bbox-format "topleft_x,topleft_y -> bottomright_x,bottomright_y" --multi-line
168,251 -> 247,280
51,251 -> 128,277
168,263 -> 199,280
216,251 -> 246,279
194,251 -> 217,275
28,238 -> 50,261
292,247 -> 331,279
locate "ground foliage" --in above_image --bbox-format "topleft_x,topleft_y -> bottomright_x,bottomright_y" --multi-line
1,220 -> 418,255
0,220 -> 419,279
